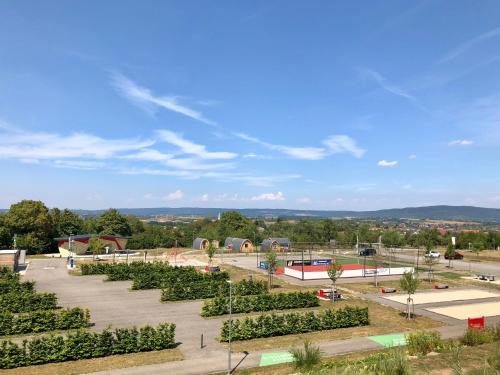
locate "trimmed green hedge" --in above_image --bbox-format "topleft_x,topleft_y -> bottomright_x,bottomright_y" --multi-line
201,291 -> 319,317
161,279 -> 268,302
219,306 -> 369,341
0,323 -> 176,369
0,307 -> 90,336
80,262 -> 229,289
0,291 -> 57,313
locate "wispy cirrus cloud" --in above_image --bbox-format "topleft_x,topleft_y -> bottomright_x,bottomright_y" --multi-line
234,133 -> 364,160
111,73 -> 216,125
438,25 -> 500,64
448,139 -> 473,146
157,130 -> 237,159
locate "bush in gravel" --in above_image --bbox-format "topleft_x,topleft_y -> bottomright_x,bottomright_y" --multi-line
0,323 -> 176,369
201,291 -> 319,317
291,340 -> 322,370
219,306 -> 369,341
0,307 -> 90,336
162,279 -> 268,302
405,331 -> 443,356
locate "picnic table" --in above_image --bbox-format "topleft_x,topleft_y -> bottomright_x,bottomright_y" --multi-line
478,274 -> 496,281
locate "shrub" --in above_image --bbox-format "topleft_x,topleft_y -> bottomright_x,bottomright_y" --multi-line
0,308 -> 90,336
461,328 -> 494,346
0,322 -> 176,369
162,279 -> 267,302
291,340 -> 322,370
406,331 -> 443,356
0,291 -> 57,313
201,291 -> 319,317
219,306 -> 369,341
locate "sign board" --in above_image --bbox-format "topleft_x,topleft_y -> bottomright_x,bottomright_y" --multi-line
451,236 -> 456,246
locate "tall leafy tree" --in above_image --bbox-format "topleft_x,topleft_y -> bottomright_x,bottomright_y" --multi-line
51,208 -> 84,237
326,261 -> 343,302
95,209 -> 131,236
0,214 -> 12,249
5,200 -> 53,253
399,271 -> 420,319
265,249 -> 278,290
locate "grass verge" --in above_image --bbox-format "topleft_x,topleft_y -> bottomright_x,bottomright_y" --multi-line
1,348 -> 183,375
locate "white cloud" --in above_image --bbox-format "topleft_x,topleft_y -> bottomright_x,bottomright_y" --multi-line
408,154 -> 417,159
112,74 -> 216,125
162,190 -> 184,201
124,149 -> 173,161
491,195 -> 500,202
377,160 -> 398,167
323,135 -> 365,158
402,184 -> 413,190
438,26 -> 500,64
448,139 -> 474,146
242,153 -> 271,159
297,197 -> 311,203
144,193 -> 154,199
334,198 -> 344,204
53,160 -> 107,170
0,125 -> 154,161
234,132 -> 364,160
200,193 -> 209,202
362,69 -> 416,101
157,130 -> 237,159
251,192 -> 285,201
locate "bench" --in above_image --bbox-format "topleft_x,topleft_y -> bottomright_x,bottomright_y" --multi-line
478,274 -> 496,281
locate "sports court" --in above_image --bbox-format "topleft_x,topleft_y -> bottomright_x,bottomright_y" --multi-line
383,289 -> 499,305
426,301 -> 500,319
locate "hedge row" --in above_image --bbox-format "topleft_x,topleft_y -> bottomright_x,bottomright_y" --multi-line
80,262 -> 229,289
161,279 -> 268,302
0,307 -> 90,336
201,291 -> 319,317
0,279 -> 34,294
219,306 -> 369,341
0,291 -> 57,313
0,323 -> 176,369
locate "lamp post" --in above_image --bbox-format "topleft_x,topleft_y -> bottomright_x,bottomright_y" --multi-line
226,280 -> 232,375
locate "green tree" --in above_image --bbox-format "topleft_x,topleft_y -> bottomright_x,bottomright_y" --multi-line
51,208 -> 84,237
424,255 -> 439,282
205,242 -> 216,264
400,271 -> 420,319
326,261 -> 343,302
0,214 -> 13,249
88,237 -> 107,260
126,216 -> 145,234
95,209 -> 131,236
5,200 -> 53,253
265,249 -> 278,289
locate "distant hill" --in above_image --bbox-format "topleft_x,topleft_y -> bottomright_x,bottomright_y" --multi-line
68,205 -> 500,223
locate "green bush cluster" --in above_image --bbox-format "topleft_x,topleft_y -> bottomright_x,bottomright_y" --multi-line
219,306 -> 369,341
201,291 -> 319,317
0,322 -> 176,369
162,279 -> 267,302
80,262 -> 229,289
461,328 -> 495,346
405,331 -> 443,356
0,307 -> 90,336
0,291 -> 58,313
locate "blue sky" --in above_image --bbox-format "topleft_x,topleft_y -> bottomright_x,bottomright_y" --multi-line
1,0 -> 500,210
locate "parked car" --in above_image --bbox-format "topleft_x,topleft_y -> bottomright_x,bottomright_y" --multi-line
359,248 -> 377,256
425,250 -> 441,259
444,251 -> 464,260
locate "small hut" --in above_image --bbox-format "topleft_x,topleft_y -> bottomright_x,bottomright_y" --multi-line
261,237 -> 290,252
193,237 -> 210,250
224,237 -> 254,253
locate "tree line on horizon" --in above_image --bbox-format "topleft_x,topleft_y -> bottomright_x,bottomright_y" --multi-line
0,200 -> 499,254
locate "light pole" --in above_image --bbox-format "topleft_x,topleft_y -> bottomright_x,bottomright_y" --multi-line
226,280 -> 232,375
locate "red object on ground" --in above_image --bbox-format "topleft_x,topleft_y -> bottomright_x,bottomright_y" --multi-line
275,267 -> 284,274
468,317 -> 485,330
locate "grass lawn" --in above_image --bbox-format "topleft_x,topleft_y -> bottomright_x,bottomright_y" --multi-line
225,342 -> 500,374
1,348 -> 183,375
224,297 -> 442,352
